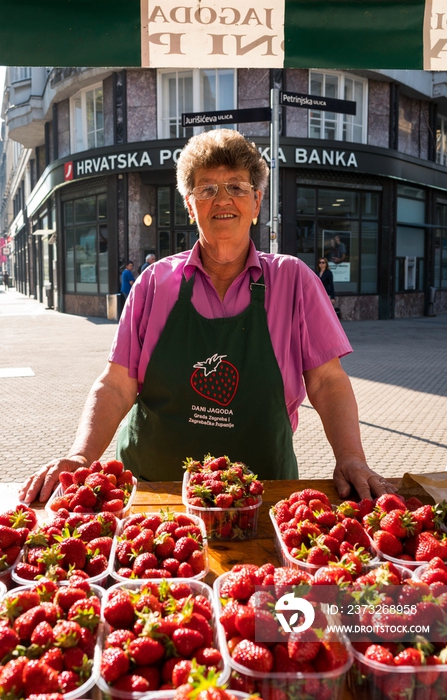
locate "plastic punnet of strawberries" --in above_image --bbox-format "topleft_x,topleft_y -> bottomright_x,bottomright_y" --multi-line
271,488 -> 378,575
364,494 -> 447,566
13,511 -> 117,583
0,505 -> 37,573
0,577 -> 101,699
173,661 -> 262,700
49,459 -> 135,515
99,580 -> 224,694
183,455 -> 264,541
113,509 -> 207,580
342,560 -> 447,700
216,564 -> 352,700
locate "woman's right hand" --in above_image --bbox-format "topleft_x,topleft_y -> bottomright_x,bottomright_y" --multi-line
18,455 -> 88,504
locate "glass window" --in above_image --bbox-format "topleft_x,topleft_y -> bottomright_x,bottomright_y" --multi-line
63,194 -> 108,294
296,184 -> 377,293
65,227 -> 75,292
175,190 -> 188,226
296,220 -> 315,268
159,231 -> 171,259
158,188 -> 171,227
396,227 -> 425,257
319,220 -> 359,293
70,84 -> 104,153
309,71 -> 367,144
297,188 -> 316,215
360,221 -> 378,293
397,186 -> 425,225
436,115 -> 447,166
158,69 -> 236,139
361,192 -> 379,219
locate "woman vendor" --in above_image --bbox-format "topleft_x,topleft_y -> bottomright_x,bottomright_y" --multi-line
19,129 -> 396,503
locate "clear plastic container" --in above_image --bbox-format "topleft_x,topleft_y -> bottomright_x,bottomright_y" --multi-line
349,645 -> 447,700
214,571 -> 353,700
412,562 -> 444,582
109,511 -> 209,583
371,536 -> 429,570
45,476 -> 138,520
98,579 -> 229,700
11,520 -> 113,588
182,471 -> 261,541
0,582 -> 103,699
270,509 -> 380,576
0,545 -> 24,589
0,581 -> 7,599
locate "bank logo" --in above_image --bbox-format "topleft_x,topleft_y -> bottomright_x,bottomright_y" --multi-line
64,161 -> 74,181
275,593 -> 315,634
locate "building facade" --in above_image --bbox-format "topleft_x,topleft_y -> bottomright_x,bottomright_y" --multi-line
1,66 -> 447,319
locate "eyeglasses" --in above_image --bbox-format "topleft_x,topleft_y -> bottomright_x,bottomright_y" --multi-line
190,182 -> 254,200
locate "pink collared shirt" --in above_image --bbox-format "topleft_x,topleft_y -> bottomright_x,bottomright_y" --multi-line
109,241 -> 352,432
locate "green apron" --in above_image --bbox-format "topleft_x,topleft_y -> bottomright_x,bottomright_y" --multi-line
117,271 -> 298,481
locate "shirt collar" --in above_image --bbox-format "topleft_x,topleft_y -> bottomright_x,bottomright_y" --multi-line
184,239 -> 262,282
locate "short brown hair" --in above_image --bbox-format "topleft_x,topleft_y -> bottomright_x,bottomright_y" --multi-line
176,129 -> 269,199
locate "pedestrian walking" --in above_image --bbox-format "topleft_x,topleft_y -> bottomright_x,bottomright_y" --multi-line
3,271 -> 9,291
140,253 -> 156,273
120,261 -> 135,300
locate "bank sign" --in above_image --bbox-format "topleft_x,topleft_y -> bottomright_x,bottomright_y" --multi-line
63,144 -> 359,181
140,0 -> 284,67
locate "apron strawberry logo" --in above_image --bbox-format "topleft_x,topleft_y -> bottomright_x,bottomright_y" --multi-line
190,354 -> 239,406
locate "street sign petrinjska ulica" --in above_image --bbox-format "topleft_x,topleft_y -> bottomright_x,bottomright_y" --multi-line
280,91 -> 356,115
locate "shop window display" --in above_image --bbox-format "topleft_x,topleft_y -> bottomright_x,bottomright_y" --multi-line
296,186 -> 378,294
63,193 -> 108,295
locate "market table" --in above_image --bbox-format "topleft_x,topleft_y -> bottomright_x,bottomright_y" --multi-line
131,477 -> 401,700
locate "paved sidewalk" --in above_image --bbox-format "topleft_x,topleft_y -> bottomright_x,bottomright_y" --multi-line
1,288 -> 446,484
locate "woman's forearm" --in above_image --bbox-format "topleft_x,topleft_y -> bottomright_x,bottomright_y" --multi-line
68,362 -> 138,463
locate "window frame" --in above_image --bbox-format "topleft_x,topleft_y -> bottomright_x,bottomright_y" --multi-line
308,70 -> 368,145
70,82 -> 104,154
436,114 -> 447,166
157,68 -> 237,139
63,192 -> 108,295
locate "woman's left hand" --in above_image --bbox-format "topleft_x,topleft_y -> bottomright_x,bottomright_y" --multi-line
333,458 -> 398,500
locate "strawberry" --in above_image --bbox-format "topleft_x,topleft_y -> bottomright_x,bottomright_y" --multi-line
58,669 -> 80,692
133,552 -> 159,576
86,554 -> 109,576
101,647 -> 130,683
30,621 -> 55,647
380,509 -> 418,538
373,530 -> 404,557
55,536 -> 87,570
215,493 -> 234,508
172,659 -> 192,687
342,518 -> 371,549
231,639 -> 274,672
364,643 -> 395,666
72,467 -> 92,484
41,648 -> 64,672
54,587 -> 87,612
287,628 -> 321,662
0,626 -> 20,658
188,549 -> 205,575
103,590 -> 135,628
52,620 -> 82,648
87,536 -> 112,558
0,525 -> 20,549
0,656 -> 28,694
172,627 -> 204,656
128,637 -> 165,665
173,537 -> 200,562
103,460 -> 124,477
13,606 -> 47,641
113,674 -> 150,692
102,499 -> 124,512
76,520 -> 102,542
23,659 -> 60,695
154,534 -> 176,560
415,532 -> 447,561
375,493 -> 406,513
394,648 -> 424,666
313,632 -> 349,671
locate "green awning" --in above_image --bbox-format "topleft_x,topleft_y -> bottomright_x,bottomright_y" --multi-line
0,0 -> 431,68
